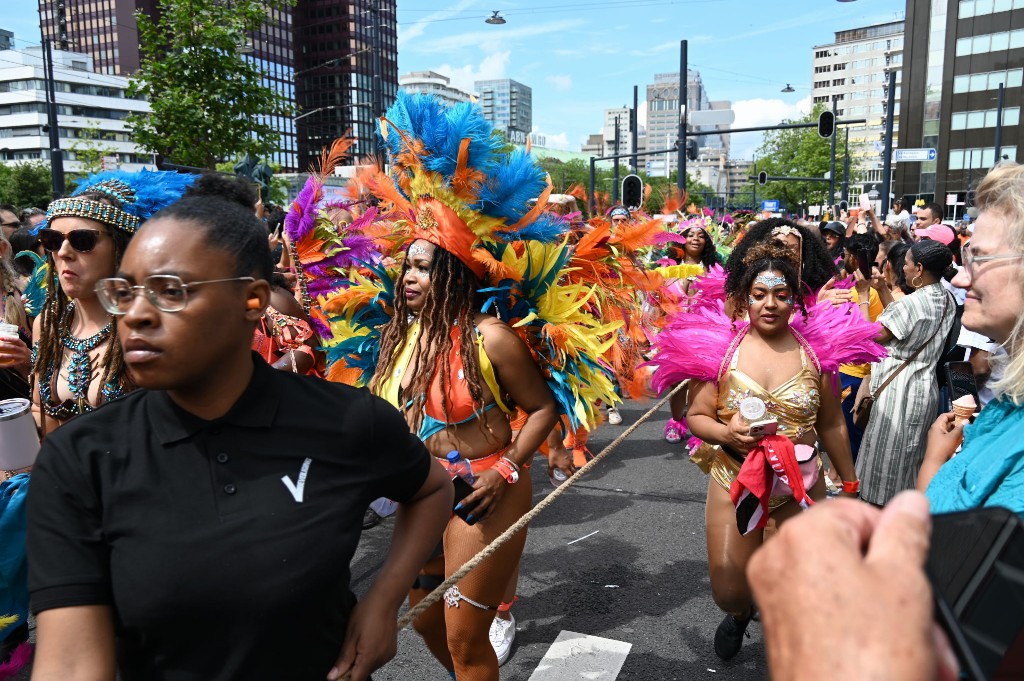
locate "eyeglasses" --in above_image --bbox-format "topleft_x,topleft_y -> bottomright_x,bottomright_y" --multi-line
38,228 -> 105,253
962,246 -> 1024,281
94,275 -> 255,314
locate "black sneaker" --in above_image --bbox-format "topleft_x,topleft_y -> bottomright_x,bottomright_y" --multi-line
713,612 -> 752,661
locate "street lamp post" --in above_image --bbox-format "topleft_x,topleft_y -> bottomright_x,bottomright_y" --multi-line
39,25 -> 65,197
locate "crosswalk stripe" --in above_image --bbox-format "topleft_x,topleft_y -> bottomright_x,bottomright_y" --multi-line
527,630 -> 632,680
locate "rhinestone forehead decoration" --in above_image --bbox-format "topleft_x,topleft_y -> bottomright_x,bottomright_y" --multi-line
754,273 -> 787,289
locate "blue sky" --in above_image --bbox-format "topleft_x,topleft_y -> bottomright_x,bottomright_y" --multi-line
6,0 -> 905,158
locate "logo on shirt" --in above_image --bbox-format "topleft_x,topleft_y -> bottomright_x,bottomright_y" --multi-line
281,458 -> 312,503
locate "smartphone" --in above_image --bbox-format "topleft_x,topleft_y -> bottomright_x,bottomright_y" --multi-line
927,507 -> 1024,680
860,193 -> 872,212
839,200 -> 849,212
451,475 -> 479,525
945,361 -> 980,410
856,248 -> 873,279
748,419 -> 778,438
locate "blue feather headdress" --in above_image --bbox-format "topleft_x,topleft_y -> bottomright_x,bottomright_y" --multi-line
37,169 -> 196,235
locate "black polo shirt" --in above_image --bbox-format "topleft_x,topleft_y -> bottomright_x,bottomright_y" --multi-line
27,354 -> 432,680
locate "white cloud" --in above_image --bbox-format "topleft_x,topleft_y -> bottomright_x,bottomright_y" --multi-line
434,51 -> 510,94
398,0 -> 481,47
545,74 -> 572,91
408,19 -> 584,54
728,96 -> 813,160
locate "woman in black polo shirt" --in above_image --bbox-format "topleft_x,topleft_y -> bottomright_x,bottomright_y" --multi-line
26,175 -> 453,681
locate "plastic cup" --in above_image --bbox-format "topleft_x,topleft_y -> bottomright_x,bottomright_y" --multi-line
0,398 -> 39,471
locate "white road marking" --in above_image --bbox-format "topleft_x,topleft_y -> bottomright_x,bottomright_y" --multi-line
527,630 -> 632,680
567,530 -> 600,545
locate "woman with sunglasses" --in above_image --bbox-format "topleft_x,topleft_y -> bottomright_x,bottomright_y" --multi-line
30,170 -> 194,433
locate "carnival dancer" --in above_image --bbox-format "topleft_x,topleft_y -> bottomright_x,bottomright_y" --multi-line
1,169 -> 192,678
316,93 -> 621,678
651,243 -> 883,661
30,170 -> 195,432
652,213 -> 723,444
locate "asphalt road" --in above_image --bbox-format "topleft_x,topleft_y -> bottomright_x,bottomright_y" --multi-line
361,399 -> 770,680
12,400 -> 771,681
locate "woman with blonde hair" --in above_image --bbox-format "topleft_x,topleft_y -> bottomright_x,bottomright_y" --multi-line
919,162 -> 1024,513
0,230 -> 30,398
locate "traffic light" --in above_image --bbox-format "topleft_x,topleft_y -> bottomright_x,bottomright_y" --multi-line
622,174 -> 643,211
818,110 -> 836,138
686,138 -> 699,161
757,171 -> 768,186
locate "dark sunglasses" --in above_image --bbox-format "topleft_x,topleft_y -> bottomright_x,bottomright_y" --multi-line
38,228 -> 105,253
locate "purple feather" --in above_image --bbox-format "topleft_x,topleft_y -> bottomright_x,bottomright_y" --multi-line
285,178 -> 320,243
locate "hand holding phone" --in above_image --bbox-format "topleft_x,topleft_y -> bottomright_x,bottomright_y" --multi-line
860,193 -> 872,212
856,248 -> 873,279
748,419 -> 778,438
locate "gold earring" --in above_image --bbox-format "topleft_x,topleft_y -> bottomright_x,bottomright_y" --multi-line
911,275 -> 924,288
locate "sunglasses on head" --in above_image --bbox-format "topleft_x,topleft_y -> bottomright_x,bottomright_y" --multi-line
38,228 -> 105,253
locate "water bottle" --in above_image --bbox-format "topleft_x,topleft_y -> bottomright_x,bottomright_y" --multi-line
446,450 -> 475,484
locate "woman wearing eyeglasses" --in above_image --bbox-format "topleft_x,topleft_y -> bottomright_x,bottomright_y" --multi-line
918,162 -> 1024,515
30,171 -> 193,433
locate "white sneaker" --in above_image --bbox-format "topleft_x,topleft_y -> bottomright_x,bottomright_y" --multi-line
607,407 -> 623,425
489,613 -> 516,666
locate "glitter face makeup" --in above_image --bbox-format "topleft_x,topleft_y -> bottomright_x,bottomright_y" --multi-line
408,242 -> 432,259
754,273 -> 787,289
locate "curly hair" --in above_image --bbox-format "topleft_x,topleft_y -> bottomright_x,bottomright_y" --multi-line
724,218 -> 838,299
32,190 -> 135,396
681,226 -> 721,269
731,242 -> 807,321
370,246 -> 494,440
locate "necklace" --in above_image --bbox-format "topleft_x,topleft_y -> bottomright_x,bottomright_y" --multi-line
36,302 -> 125,421
58,302 -> 113,401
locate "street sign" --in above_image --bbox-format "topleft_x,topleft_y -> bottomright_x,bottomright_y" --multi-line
946,193 -> 958,206
761,200 -> 780,212
690,109 -> 736,126
894,148 -> 937,162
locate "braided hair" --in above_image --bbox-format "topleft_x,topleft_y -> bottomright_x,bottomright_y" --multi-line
32,191 -> 134,396
371,246 -> 491,439
731,242 -> 808,321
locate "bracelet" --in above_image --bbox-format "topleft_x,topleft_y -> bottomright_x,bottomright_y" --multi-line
500,456 -> 520,472
858,301 -> 869,306
841,479 -> 861,494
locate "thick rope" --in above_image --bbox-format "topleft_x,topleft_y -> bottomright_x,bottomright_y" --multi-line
397,382 -> 685,629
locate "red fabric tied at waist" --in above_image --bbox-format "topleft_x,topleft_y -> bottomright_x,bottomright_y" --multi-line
729,435 -> 817,536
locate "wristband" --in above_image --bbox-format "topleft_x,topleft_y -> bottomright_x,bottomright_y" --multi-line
841,479 -> 861,494
494,457 -> 519,485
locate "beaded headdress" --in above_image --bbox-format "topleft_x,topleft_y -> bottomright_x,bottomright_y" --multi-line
38,169 -> 196,235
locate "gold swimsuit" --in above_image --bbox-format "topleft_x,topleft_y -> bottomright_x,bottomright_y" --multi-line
692,342 -> 822,510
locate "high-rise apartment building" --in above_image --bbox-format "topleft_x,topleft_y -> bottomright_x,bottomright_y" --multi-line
645,70 -> 726,178
0,29 -> 13,51
811,19 -> 905,200
399,71 -> 474,108
895,0 -> 1022,207
0,45 -> 152,170
474,78 -> 532,145
37,0 -> 399,172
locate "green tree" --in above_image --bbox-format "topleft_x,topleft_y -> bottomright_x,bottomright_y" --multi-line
67,120 -> 120,178
127,0 -> 295,169
752,103 -> 851,212
0,162 -> 55,209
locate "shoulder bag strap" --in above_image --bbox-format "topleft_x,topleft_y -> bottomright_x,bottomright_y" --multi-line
872,292 -> 949,400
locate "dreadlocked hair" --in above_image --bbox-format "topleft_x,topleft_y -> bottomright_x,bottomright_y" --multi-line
724,218 -> 838,298
371,246 -> 492,440
32,190 -> 135,395
730,242 -> 807,321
